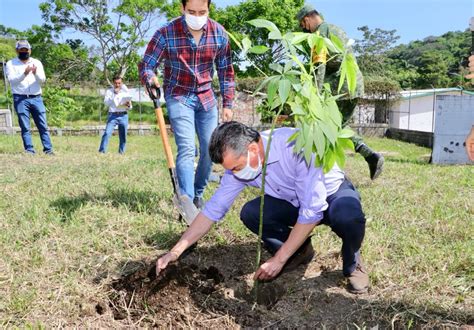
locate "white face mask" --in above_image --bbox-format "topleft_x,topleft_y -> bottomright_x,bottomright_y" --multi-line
234,150 -> 262,181
185,13 -> 208,31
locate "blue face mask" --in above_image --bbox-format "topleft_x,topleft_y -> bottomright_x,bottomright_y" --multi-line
234,150 -> 262,180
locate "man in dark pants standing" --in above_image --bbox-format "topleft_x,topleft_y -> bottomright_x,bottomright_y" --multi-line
297,4 -> 384,180
5,40 -> 53,155
156,122 -> 369,294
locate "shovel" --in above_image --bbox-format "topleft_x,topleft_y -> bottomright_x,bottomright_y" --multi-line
146,83 -> 199,225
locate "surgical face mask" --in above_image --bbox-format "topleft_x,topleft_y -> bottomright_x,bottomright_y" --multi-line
185,13 -> 208,31
18,52 -> 30,61
234,150 -> 262,181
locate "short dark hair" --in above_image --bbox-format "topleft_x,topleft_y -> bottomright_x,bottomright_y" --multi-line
181,0 -> 211,8
209,121 -> 260,164
112,75 -> 122,82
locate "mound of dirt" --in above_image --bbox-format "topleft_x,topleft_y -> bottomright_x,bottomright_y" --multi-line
108,259 -> 277,327
99,243 -> 473,328
103,244 -> 384,328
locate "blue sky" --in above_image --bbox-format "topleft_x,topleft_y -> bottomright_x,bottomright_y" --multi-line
0,0 -> 472,45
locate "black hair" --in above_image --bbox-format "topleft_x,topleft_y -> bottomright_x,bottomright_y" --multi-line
112,75 -> 122,82
181,0 -> 211,8
209,121 -> 260,164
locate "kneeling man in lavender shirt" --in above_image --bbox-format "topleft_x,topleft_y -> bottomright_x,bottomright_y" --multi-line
156,121 -> 369,294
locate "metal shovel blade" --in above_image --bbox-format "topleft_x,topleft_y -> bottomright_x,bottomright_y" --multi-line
172,194 -> 199,225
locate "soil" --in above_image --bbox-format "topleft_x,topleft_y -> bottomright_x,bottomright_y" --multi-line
102,243 -> 391,328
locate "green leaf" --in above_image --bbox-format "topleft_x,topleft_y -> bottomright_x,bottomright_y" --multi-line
290,55 -> 307,75
319,121 -> 337,146
313,122 -> 326,159
337,137 -> 354,151
327,100 -> 342,127
287,130 -> 300,143
283,61 -> 293,73
294,123 -> 306,152
334,143 -> 346,168
344,54 -> 358,96
268,30 -> 282,40
290,32 -> 310,45
248,19 -> 279,33
289,102 -> 305,115
254,75 -> 276,94
285,70 -> 301,76
249,45 -> 269,54
307,34 -> 321,50
339,128 -> 355,139
269,63 -> 283,73
329,34 -> 344,53
301,81 -> 312,99
242,37 -> 251,53
267,78 -> 280,108
323,149 -> 336,173
303,123 -> 313,164
337,57 -> 347,94
278,79 -> 291,104
226,31 -> 242,49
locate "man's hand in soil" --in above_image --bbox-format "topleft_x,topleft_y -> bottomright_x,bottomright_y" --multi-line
254,257 -> 285,281
156,251 -> 179,274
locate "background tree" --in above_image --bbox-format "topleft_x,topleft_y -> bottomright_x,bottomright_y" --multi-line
40,0 -> 163,83
387,30 -> 470,88
353,25 -> 400,77
214,0 -> 304,76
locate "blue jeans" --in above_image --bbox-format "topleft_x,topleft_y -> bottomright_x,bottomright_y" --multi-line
240,179 -> 366,276
13,94 -> 53,154
99,113 -> 128,154
166,95 -> 218,200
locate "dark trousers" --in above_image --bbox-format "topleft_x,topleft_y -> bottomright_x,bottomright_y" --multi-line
240,179 -> 366,275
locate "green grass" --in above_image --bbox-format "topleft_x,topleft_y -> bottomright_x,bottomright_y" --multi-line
0,135 -> 472,326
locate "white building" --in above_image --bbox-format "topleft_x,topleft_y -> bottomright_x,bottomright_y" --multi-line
389,88 -> 474,132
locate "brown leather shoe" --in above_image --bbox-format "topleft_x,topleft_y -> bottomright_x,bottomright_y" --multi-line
281,240 -> 314,274
347,262 -> 369,294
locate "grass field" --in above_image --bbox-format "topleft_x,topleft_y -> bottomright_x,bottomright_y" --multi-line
0,134 -> 472,327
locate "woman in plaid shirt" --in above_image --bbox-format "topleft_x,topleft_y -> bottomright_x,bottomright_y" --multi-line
139,0 -> 235,208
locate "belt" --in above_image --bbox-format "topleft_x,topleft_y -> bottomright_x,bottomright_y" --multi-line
109,111 -> 128,115
14,94 -> 41,98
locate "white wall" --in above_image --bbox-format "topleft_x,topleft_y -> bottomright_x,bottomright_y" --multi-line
390,90 -> 463,132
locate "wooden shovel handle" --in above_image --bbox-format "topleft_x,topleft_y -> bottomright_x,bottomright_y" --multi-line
155,107 -> 175,169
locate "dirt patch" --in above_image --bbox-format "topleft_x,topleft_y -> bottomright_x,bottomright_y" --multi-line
102,244 -> 471,328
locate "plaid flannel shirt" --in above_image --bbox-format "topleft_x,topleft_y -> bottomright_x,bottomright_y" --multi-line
139,16 -> 235,111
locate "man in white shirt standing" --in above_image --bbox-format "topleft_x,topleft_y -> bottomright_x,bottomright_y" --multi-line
6,40 -> 53,155
99,75 -> 132,154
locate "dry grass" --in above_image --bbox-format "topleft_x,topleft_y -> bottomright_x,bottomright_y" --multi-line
0,134 -> 472,327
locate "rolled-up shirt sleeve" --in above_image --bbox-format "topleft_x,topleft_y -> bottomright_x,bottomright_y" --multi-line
294,155 -> 328,224
138,29 -> 167,85
202,170 -> 245,222
216,34 -> 235,109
